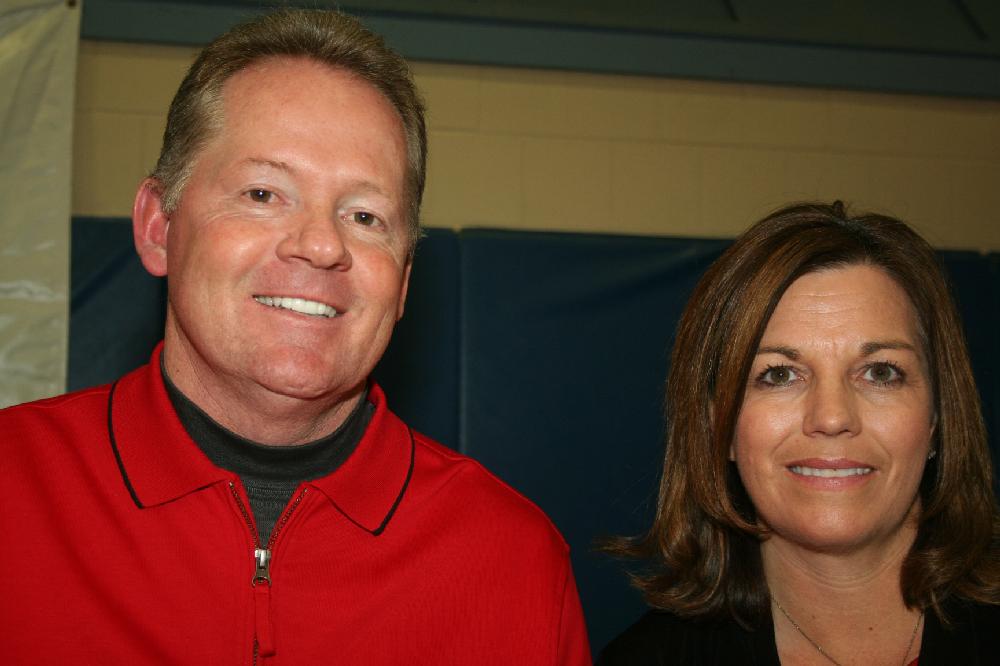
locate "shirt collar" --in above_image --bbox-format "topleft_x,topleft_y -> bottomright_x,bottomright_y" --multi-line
109,343 -> 414,535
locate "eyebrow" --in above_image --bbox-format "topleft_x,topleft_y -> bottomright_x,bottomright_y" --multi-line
859,340 -> 918,356
757,346 -> 799,360
240,157 -> 294,173
755,340 -> 918,359
239,158 -> 392,199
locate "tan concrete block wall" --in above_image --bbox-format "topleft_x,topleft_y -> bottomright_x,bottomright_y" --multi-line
73,40 -> 1000,250
73,41 -> 198,218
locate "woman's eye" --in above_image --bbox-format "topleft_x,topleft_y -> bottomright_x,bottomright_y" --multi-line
757,365 -> 798,387
247,189 -> 273,204
864,362 -> 904,385
351,211 -> 379,226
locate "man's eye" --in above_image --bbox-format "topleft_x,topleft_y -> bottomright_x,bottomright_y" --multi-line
351,211 -> 379,226
757,365 -> 798,387
247,189 -> 273,203
863,362 -> 904,386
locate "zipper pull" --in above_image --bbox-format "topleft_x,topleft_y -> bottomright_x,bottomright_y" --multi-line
253,548 -> 276,657
254,548 -> 271,585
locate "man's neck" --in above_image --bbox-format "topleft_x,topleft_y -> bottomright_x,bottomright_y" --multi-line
162,341 -> 363,446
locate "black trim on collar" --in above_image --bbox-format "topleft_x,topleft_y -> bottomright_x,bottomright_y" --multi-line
370,426 -> 416,536
107,380 -> 144,509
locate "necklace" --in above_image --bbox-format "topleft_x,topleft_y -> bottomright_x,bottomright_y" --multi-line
771,596 -> 923,666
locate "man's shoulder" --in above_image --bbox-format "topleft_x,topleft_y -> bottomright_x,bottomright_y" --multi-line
407,430 -> 569,552
1,383 -> 111,430
0,385 -> 115,485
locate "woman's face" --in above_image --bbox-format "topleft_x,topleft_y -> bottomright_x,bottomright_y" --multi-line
732,264 -> 935,555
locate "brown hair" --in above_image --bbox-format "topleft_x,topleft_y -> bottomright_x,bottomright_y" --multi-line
151,8 -> 427,250
608,201 -> 1000,627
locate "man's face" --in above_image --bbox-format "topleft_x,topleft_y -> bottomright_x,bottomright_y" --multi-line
150,57 -> 411,405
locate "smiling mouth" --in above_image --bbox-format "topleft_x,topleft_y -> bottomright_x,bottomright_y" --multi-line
788,465 -> 873,478
253,295 -> 338,318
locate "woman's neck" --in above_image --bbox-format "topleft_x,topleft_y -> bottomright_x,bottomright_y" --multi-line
762,523 -> 923,665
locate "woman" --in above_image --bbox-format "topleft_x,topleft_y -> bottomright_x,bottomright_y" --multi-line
599,202 -> 1000,665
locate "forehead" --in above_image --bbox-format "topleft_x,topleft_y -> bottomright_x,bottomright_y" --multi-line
762,264 -> 921,346
211,55 -> 407,165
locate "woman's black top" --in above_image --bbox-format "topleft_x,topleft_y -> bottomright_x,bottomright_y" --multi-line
597,599 -> 1000,665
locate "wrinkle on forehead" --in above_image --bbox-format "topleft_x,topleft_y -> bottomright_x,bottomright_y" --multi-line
761,266 -> 924,359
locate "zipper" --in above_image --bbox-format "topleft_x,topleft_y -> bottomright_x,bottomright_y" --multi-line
229,482 -> 308,663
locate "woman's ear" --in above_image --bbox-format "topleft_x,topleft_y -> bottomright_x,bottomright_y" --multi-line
132,178 -> 170,277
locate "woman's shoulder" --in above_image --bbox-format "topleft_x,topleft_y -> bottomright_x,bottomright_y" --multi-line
595,611 -> 694,666
596,610 -> 780,666
920,598 -> 1000,665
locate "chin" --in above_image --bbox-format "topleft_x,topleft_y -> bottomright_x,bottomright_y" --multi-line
250,356 -> 348,401
771,519 -> 907,556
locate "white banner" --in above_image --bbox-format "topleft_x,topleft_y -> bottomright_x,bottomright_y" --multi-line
0,0 -> 79,407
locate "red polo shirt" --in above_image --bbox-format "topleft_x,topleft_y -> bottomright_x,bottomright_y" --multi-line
1,345 -> 590,664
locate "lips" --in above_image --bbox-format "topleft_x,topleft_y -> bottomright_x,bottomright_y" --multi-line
787,458 -> 875,479
789,466 -> 872,478
253,295 -> 338,318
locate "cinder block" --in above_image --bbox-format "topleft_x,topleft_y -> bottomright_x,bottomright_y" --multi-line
72,111 -> 145,217
76,41 -> 196,114
829,91 -> 1000,161
480,69 -> 661,140
939,162 -> 1000,249
412,63 -> 481,131
141,114 -> 167,176
738,84 -> 832,150
423,130 -> 521,225
521,137 -> 612,232
656,79 -> 748,146
699,146 -> 794,235
849,155 -> 953,232
610,142 -> 702,237
777,151 -> 875,206
898,99 -> 1000,160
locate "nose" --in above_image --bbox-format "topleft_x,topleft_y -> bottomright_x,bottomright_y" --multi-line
803,377 -> 860,437
276,210 -> 352,270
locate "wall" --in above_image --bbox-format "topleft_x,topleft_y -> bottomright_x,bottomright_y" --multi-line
74,40 -> 1000,251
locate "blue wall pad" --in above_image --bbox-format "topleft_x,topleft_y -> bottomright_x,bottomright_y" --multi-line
371,228 -> 461,448
459,229 -> 729,650
69,218 -> 167,392
939,250 -> 1000,482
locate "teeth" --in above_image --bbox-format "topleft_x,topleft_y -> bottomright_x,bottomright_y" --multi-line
789,466 -> 872,478
254,295 -> 337,318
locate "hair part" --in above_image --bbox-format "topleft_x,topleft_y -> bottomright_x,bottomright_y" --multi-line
151,8 -> 427,251
605,201 -> 1000,627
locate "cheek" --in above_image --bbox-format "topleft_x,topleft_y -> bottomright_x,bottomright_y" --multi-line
733,400 -> 796,454
874,414 -> 934,475
866,392 -> 934,446
732,411 -> 769,484
354,247 -> 408,297
186,222 -> 271,278
731,400 -> 801,489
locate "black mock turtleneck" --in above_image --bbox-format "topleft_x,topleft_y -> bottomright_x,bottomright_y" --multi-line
161,364 -> 372,544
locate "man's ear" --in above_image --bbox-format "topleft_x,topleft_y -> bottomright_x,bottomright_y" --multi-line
133,178 -> 170,277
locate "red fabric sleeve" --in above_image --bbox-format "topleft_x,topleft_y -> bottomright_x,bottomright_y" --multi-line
556,561 -> 592,665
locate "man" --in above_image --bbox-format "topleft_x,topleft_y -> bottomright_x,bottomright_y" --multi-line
1,10 -> 590,664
